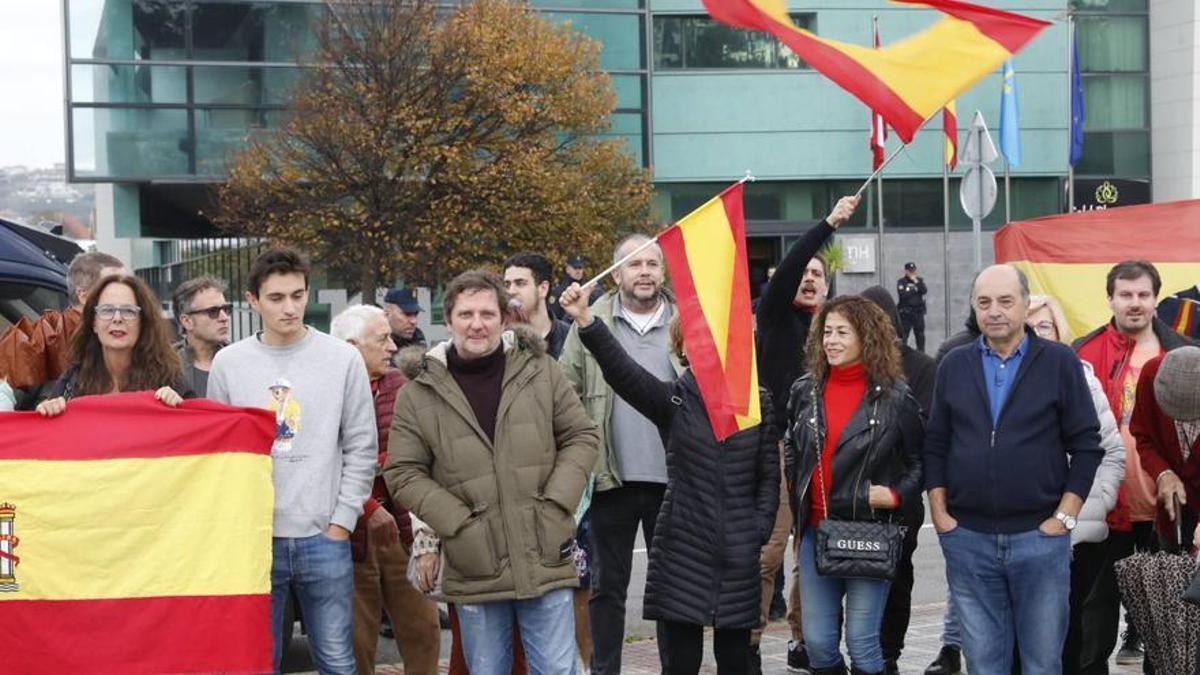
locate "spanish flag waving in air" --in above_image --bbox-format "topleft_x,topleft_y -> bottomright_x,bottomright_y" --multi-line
703,0 -> 1050,143
659,182 -> 759,441
0,393 -> 275,673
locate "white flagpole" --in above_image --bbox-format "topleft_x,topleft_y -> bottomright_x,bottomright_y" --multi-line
1004,157 -> 1012,223
1067,15 -> 1076,212
873,15 -> 886,285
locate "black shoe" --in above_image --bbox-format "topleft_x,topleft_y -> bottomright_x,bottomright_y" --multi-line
924,645 -> 962,675
379,615 -> 394,639
883,659 -> 900,675
788,640 -> 813,674
850,668 -> 883,675
748,645 -> 763,675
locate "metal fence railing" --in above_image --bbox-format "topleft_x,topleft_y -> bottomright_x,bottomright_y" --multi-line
136,237 -> 268,341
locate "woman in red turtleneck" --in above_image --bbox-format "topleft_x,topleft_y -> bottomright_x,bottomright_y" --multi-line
784,296 -> 925,675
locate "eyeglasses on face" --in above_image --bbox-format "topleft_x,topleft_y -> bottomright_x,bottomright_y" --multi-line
96,304 -> 142,321
186,303 -> 233,320
1032,320 -> 1056,338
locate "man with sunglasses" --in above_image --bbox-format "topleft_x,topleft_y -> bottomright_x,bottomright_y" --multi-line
172,276 -> 232,397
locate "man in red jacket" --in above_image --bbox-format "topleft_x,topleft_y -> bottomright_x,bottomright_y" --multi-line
1074,259 -> 1194,667
1132,346 -> 1200,550
332,304 -> 440,675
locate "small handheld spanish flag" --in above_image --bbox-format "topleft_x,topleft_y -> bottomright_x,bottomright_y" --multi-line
659,182 -> 760,441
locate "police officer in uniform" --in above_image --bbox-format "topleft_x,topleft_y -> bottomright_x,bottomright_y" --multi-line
549,255 -> 603,321
896,262 -> 928,352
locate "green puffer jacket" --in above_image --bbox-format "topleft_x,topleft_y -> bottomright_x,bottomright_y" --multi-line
383,325 -> 600,604
558,292 -> 684,492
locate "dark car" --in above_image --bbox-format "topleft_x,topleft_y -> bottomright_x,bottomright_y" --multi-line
0,219 -> 74,334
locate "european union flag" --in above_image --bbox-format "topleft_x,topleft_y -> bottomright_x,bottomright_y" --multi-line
999,60 -> 1021,167
1069,32 -> 1086,166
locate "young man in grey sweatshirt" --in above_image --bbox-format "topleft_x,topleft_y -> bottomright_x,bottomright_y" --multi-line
207,248 -> 377,674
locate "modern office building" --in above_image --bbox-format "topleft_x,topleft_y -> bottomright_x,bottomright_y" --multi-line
63,0 -> 1195,338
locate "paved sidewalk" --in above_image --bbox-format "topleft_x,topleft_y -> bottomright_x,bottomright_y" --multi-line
310,601 -> 1147,673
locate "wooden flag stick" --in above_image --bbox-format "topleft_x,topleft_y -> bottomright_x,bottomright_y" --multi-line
582,171 -> 756,289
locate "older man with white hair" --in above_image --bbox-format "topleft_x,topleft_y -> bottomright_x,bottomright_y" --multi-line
330,304 -> 441,675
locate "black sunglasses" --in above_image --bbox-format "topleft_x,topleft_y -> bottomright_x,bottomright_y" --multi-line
186,303 -> 233,319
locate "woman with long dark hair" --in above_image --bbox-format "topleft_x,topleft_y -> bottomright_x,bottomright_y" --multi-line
36,274 -> 191,416
786,295 -> 924,675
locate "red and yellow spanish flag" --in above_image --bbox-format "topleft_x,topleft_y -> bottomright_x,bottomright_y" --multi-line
0,393 -> 275,673
659,182 -> 760,441
702,0 -> 1050,142
944,100 -> 959,170
995,199 -> 1200,337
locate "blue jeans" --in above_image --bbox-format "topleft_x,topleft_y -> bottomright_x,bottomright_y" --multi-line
797,530 -> 892,672
270,533 -> 356,674
457,587 -> 578,674
941,585 -> 962,648
938,526 -> 1071,675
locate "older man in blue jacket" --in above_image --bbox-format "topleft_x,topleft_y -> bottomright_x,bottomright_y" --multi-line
925,264 -> 1103,675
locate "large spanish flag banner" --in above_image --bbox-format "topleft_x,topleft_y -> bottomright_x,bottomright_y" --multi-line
995,200 -> 1200,338
0,392 -> 275,673
659,182 -> 760,441
702,0 -> 1050,143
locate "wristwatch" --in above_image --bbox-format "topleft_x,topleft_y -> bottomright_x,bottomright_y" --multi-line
1054,511 -> 1078,531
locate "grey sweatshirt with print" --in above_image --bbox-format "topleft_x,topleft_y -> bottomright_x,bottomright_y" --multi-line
208,327 -> 377,538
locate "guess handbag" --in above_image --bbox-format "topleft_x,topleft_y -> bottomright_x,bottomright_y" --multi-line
811,397 -> 904,581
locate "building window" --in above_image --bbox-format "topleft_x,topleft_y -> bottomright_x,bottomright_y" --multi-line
653,14 -> 814,70
66,0 -> 650,180
1072,7 -> 1149,179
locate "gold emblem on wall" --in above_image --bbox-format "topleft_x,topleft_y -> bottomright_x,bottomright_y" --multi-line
1095,181 -> 1119,206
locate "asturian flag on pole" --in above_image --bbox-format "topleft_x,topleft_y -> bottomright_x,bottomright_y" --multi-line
999,59 -> 1022,167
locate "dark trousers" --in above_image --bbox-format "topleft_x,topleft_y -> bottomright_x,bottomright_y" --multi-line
588,482 -> 666,675
899,311 -> 926,352
1063,539 -> 1123,675
659,620 -> 750,675
881,498 -> 924,663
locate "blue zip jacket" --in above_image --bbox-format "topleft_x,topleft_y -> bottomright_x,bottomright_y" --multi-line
924,329 -> 1103,534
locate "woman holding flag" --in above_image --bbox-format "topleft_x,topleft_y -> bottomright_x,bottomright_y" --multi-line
785,296 -> 923,675
558,281 -> 779,675
36,274 -> 191,416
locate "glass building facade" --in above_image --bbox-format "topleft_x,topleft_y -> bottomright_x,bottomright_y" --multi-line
65,0 -> 1153,266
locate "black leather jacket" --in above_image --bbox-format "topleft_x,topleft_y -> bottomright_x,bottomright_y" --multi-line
785,373 -> 925,535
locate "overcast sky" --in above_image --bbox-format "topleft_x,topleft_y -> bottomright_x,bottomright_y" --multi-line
1,3 -> 66,169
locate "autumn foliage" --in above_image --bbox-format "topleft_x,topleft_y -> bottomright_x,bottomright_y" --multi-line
216,0 -> 653,300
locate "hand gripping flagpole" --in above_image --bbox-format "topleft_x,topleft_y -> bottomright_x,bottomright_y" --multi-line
582,171 -> 757,289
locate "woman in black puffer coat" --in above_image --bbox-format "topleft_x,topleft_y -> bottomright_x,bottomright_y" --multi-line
560,284 -> 779,675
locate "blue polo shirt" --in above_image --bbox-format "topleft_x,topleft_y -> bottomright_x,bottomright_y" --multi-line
978,334 -> 1029,425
